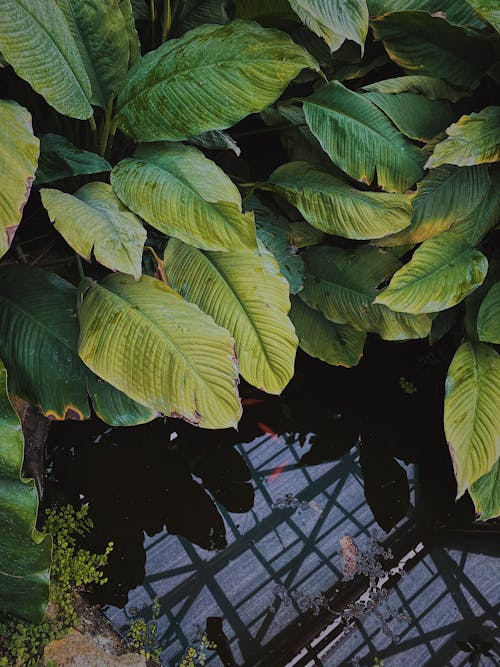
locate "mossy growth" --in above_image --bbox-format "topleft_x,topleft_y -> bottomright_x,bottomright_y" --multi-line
178,633 -> 217,667
0,504 -> 113,666
127,597 -> 162,662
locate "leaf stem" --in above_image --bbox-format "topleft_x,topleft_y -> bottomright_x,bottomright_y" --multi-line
75,254 -> 85,281
88,116 -> 98,152
98,101 -> 114,157
161,0 -> 172,43
145,246 -> 167,283
150,0 -> 156,47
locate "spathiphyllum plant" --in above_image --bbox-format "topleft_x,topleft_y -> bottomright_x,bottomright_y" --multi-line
0,0 -> 499,624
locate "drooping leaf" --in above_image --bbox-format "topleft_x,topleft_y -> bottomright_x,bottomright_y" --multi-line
269,162 -> 412,239
288,0 -> 368,53
470,459 -> 500,520
0,0 -> 92,119
477,282 -> 500,344
119,0 -> 141,65
367,0 -> 482,27
425,107 -> 500,168
301,245 -> 432,340
363,91 -> 458,142
303,81 -> 424,192
0,360 -> 51,623
0,264 -> 155,425
449,168 -> 500,246
54,0 -> 137,109
86,373 -> 157,427
77,273 -> 242,429
444,341 -> 500,497
375,164 -> 490,246
362,75 -> 470,102
111,143 -> 256,251
0,100 -> 39,259
275,105 -> 335,170
290,295 -> 366,367
130,0 -> 148,20
466,0 -> 500,32
115,20 -> 318,142
189,130 -> 241,156
35,134 -> 111,186
173,0 -> 231,34
375,233 -> 488,313
164,239 -> 298,395
371,11 -> 492,88
41,183 -> 146,280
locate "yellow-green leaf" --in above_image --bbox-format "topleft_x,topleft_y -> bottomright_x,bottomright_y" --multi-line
466,0 -> 500,33
470,459 -> 500,520
477,282 -> 500,344
164,239 -> 297,395
444,341 -> 500,497
367,0 -> 482,27
361,75 -> 469,102
78,274 -> 242,429
0,100 -> 39,259
41,183 -> 146,280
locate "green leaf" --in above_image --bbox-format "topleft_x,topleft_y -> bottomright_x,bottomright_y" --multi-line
425,107 -> 500,168
444,341 -> 500,497
289,220 -> 325,248
0,264 -> 154,425
470,459 -> 500,520
0,0 -> 92,119
173,0 -> 231,34
164,239 -> 297,395
361,76 -> 470,102
477,282 -> 500,344
371,11 -> 492,88
54,0 -> 137,109
78,273 -> 241,429
269,162 -> 412,239
449,167 -> 500,246
363,91 -> 458,142
189,130 -> 241,156
0,100 -> 39,259
0,360 -> 51,624
367,0 -> 482,27
290,295 -> 366,367
301,245 -> 432,340
288,0 -> 368,53
41,183 -> 146,280
115,20 -> 318,142
111,143 -> 256,252
303,81 -> 424,192
36,134 -> 111,186
375,233 -> 488,313
375,165 -> 490,246
466,0 -> 500,32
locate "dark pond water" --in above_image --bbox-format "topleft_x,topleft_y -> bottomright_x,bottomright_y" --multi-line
45,339 -> 500,666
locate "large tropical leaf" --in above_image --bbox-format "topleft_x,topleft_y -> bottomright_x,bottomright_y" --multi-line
54,0 -> 138,109
466,0 -> 500,32
290,295 -> 366,367
303,81 -> 424,192
362,75 -> 469,102
470,460 -> 500,520
444,341 -> 500,497
288,0 -> 368,53
371,11 -> 492,88
477,282 -> 500,344
41,183 -> 146,280
367,0 -> 482,27
375,233 -> 488,313
164,239 -> 297,394
0,360 -> 51,624
111,143 -> 256,252
78,273 -> 241,429
0,264 -> 155,425
35,133 -> 111,186
0,0 -> 92,119
449,168 -> 500,246
363,91 -> 458,142
301,245 -> 432,340
0,100 -> 39,259
269,162 -> 412,239
173,0 -> 231,34
115,20 -> 318,141
375,165 -> 490,246
425,107 -> 500,169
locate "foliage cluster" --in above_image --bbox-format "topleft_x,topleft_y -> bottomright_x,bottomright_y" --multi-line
127,598 -> 162,662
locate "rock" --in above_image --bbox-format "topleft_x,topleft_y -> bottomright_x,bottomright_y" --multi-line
43,629 -> 146,667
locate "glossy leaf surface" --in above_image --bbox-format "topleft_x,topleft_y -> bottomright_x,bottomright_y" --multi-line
36,134 -> 111,186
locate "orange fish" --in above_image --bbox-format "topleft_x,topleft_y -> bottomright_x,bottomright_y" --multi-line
269,462 -> 288,482
257,422 -> 281,442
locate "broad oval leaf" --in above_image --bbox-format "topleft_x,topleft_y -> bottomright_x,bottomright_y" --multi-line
425,107 -> 500,169
371,11 -> 492,88
0,360 -> 51,624
78,273 -> 242,429
0,0 -> 92,119
444,341 -> 500,497
269,162 -> 412,239
375,234 -> 488,313
36,133 -> 111,186
0,100 -> 39,259
303,81 -> 424,192
466,0 -> 500,32
115,20 -> 318,141
290,295 -> 366,367
301,245 -> 432,340
361,75 -> 469,102
164,239 -> 298,395
41,183 -> 146,280
111,143 -> 256,251
477,282 -> 500,344
367,0 -> 482,27
470,459 -> 500,521
288,0 -> 368,53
